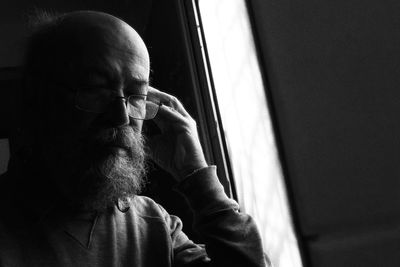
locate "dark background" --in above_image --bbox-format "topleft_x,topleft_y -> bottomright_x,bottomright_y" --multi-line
249,0 -> 400,266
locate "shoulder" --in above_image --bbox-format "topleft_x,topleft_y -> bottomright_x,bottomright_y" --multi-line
125,195 -> 184,235
129,195 -> 171,220
122,195 -> 184,232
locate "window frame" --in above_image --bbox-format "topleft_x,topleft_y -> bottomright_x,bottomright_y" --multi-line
175,0 -> 309,265
175,0 -> 237,199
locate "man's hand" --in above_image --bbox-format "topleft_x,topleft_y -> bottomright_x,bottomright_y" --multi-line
145,87 -> 208,181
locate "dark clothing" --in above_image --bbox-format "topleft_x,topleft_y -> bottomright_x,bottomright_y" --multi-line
0,164 -> 266,266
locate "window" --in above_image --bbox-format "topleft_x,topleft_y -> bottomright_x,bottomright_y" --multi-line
195,0 -> 303,266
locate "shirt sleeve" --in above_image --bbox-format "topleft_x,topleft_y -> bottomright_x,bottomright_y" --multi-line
170,166 -> 269,267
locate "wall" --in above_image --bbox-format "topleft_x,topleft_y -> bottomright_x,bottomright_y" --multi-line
249,0 -> 400,266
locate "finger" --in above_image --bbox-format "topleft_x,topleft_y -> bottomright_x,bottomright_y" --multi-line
148,86 -> 172,103
152,104 -> 187,132
148,86 -> 191,118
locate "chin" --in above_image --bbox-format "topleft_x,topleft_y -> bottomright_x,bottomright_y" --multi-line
68,126 -> 147,211
75,148 -> 146,211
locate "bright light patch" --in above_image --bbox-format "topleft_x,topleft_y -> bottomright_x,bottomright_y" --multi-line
198,0 -> 303,266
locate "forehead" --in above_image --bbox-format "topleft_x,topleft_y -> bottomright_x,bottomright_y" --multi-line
76,53 -> 149,86
78,63 -> 149,95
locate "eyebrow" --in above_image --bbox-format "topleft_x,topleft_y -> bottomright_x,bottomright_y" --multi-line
123,77 -> 149,95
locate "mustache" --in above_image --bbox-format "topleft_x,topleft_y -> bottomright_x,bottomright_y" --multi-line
85,126 -> 141,150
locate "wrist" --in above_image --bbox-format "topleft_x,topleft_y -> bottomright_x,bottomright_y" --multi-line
178,161 -> 208,181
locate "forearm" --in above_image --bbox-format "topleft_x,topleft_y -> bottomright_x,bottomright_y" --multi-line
176,166 -> 266,267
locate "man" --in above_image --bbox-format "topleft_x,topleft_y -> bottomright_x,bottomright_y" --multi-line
0,10 -> 267,266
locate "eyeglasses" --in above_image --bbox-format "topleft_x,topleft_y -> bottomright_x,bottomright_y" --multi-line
74,87 -> 160,120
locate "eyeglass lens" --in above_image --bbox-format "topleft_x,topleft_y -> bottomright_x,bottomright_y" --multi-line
76,89 -> 160,120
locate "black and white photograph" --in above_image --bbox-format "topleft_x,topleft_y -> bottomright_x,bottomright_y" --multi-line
1,0 -> 399,266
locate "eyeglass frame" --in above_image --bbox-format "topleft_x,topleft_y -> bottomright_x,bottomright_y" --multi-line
72,86 -> 161,120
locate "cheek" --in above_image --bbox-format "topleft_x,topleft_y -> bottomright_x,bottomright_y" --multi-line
43,103 -> 97,147
69,110 -> 98,133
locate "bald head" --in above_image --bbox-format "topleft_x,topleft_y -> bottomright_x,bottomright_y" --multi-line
59,11 -> 149,78
25,10 -> 149,86
23,10 -> 151,144
23,10 -> 151,133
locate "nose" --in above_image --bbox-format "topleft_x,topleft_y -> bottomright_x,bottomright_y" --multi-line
107,97 -> 143,131
108,97 -> 130,127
